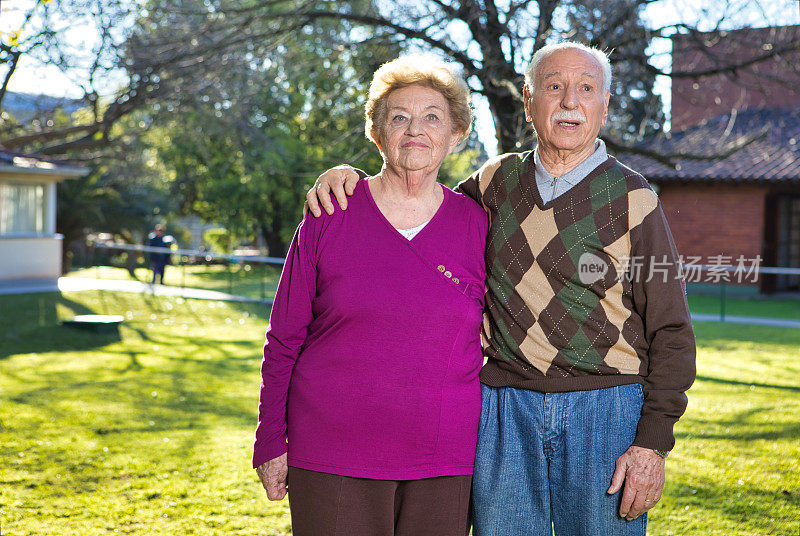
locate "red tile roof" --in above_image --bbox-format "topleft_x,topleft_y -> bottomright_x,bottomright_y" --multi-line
617,106 -> 800,183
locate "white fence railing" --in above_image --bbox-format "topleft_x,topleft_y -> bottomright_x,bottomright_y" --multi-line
85,242 -> 800,321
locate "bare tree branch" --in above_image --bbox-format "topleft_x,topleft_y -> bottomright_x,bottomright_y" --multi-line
3,0 -> 798,158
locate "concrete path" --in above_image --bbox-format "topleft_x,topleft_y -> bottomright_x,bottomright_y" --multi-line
691,312 -> 800,329
0,277 -> 271,304
2,277 -> 798,328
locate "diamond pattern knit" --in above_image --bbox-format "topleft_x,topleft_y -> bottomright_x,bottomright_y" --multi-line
458,151 -> 696,450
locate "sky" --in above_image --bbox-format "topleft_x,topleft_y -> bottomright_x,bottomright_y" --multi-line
2,0 -> 799,155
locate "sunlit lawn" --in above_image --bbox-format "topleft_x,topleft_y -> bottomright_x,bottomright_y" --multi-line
1,291 -> 798,535
650,322 -> 800,535
66,264 -> 283,301
0,291 -> 289,535
67,264 -> 800,321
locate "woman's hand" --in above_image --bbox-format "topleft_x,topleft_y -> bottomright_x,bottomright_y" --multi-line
305,165 -> 360,217
255,453 -> 289,501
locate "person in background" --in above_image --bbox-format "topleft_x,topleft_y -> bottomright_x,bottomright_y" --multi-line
306,42 -> 696,536
252,54 -> 487,536
147,224 -> 169,284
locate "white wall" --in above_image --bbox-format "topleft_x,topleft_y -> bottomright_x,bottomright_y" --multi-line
0,236 -> 62,281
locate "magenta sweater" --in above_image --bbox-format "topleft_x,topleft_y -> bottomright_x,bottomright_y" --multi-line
252,178 -> 488,479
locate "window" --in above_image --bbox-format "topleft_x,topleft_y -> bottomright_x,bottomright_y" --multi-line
776,196 -> 800,291
0,182 -> 46,235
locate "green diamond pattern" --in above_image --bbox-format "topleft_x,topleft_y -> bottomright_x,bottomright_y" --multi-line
591,167 -> 629,211
564,324 -> 604,371
475,152 -> 650,376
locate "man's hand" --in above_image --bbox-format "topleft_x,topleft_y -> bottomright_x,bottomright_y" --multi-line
305,165 -> 360,217
255,452 -> 289,501
607,445 -> 665,521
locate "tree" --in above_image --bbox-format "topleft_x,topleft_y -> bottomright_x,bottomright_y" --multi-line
3,0 -> 799,157
563,0 -> 666,142
3,0 -> 800,159
56,108 -> 171,268
0,0 -> 150,156
146,4 -> 399,254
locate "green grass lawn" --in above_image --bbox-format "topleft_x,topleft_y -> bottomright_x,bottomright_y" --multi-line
687,294 -> 800,320
650,322 -> 800,535
0,291 -> 289,535
1,291 -> 798,535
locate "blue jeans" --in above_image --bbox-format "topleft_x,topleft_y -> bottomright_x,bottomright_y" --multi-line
472,384 -> 647,536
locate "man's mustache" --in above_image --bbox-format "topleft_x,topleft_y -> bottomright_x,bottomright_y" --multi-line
552,110 -> 586,123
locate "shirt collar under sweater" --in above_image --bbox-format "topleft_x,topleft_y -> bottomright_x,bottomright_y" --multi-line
534,139 -> 608,203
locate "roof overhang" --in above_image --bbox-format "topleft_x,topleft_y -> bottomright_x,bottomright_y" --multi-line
0,159 -> 90,181
647,175 -> 800,186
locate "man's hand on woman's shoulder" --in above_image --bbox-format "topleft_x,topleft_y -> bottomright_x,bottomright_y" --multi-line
305,165 -> 360,217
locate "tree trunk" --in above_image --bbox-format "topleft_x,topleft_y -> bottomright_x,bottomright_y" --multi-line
485,86 -> 534,153
261,227 -> 286,257
459,1 -> 543,154
259,204 -> 287,257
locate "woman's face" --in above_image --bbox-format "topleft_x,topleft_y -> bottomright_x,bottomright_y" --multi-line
375,84 -> 462,175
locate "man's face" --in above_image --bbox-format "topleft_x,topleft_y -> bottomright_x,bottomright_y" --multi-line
523,48 -> 610,161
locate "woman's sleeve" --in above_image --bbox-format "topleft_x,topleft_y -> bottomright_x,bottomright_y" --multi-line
252,216 -> 319,468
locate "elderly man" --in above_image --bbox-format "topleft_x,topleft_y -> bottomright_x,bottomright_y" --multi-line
306,43 -> 695,536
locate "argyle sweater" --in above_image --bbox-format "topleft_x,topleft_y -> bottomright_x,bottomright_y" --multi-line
457,152 -> 696,451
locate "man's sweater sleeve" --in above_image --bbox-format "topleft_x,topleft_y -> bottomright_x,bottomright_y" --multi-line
630,200 -> 697,452
454,173 -> 482,204
252,216 -> 318,468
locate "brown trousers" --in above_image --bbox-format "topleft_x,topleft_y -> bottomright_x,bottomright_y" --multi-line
287,467 -> 472,536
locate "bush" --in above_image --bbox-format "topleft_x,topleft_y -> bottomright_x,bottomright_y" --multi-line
203,228 -> 234,254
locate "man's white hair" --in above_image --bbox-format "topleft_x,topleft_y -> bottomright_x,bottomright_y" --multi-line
524,42 -> 612,94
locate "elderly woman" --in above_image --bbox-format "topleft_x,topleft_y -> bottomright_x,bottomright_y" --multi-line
252,55 -> 487,536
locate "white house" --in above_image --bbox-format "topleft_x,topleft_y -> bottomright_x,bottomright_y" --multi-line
0,150 -> 88,288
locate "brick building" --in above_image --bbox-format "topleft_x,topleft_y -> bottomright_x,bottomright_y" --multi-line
621,25 -> 800,292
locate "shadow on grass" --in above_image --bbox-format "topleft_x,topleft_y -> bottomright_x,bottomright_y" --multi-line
6,323 -> 260,433
695,375 -> 800,393
7,363 -> 257,435
0,293 -> 121,360
677,405 -> 800,442
666,478 -> 800,531
122,351 -> 144,372
693,322 -> 800,346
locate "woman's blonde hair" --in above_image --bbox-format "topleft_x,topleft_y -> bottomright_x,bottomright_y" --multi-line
365,54 -> 473,145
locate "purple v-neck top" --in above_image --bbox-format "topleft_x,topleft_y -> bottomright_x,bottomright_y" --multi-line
253,178 -> 488,479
